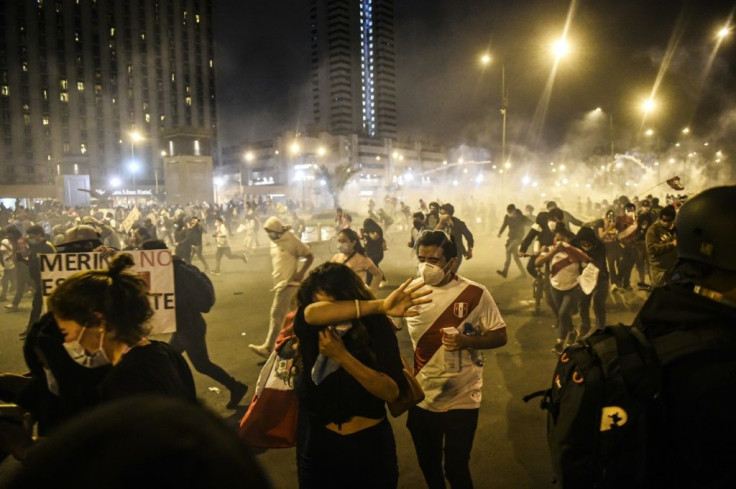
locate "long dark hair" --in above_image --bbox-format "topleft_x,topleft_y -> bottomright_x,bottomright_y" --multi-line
48,253 -> 153,345
295,262 -> 378,373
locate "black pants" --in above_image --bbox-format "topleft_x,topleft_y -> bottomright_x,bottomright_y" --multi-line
297,415 -> 398,489
407,407 -> 479,489
169,331 -> 239,390
579,279 -> 608,332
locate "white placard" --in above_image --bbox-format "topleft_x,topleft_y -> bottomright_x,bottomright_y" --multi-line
39,250 -> 176,334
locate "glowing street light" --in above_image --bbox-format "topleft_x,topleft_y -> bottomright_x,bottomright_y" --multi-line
682,127 -> 690,135
717,25 -> 731,40
641,98 -> 656,114
551,38 -> 570,59
478,50 -> 508,165
645,128 -> 654,136
109,176 -> 122,188
244,151 -> 255,162
317,146 -> 327,157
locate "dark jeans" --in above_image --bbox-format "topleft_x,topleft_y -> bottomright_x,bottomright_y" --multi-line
407,407 -> 479,489
603,241 -> 620,286
191,245 -> 209,271
214,246 -> 243,272
550,286 -> 580,341
169,331 -> 239,390
366,251 -> 384,285
501,237 -> 524,275
297,415 -> 398,489
617,245 -> 636,288
11,263 -> 31,307
578,279 -> 607,333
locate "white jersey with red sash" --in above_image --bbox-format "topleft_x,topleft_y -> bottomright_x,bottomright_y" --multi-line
401,275 -> 506,412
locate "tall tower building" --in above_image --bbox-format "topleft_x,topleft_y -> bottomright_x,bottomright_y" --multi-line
0,0 -> 217,186
309,0 -> 396,139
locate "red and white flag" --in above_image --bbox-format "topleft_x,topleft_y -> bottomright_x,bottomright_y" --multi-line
666,176 -> 685,191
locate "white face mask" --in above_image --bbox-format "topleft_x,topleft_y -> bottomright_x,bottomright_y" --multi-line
418,261 -> 449,286
62,327 -> 111,368
337,243 -> 351,254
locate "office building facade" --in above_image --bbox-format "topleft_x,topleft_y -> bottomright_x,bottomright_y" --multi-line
0,0 -> 216,187
309,0 -> 396,139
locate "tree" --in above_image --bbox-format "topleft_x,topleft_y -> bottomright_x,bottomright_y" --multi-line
315,163 -> 361,208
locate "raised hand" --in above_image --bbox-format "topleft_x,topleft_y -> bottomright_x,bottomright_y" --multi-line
381,277 -> 433,317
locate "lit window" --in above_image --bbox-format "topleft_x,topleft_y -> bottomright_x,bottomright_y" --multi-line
145,113 -> 150,122
127,65 -> 132,74
110,27 -> 115,37
42,90 -> 47,100
43,117 -> 49,125
195,14 -> 200,23
60,93 -> 69,102
80,143 -> 87,154
77,82 -> 84,91
1,86 -> 8,96
209,59 -> 213,68
22,62 -> 28,72
140,33 -> 145,40
171,73 -> 175,82
60,79 -> 68,90
185,97 -> 192,106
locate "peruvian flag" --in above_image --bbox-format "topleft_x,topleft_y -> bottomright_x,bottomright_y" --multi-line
666,176 -> 685,191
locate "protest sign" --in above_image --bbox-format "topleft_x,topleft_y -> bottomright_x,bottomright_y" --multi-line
40,250 -> 176,334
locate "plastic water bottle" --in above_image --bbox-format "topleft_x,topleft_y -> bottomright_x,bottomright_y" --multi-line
462,322 -> 485,367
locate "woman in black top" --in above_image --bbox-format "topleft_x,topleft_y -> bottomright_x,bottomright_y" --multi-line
48,253 -> 196,403
361,218 -> 385,286
294,262 -> 431,489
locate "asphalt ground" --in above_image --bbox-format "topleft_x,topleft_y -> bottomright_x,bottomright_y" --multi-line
0,225 -> 646,488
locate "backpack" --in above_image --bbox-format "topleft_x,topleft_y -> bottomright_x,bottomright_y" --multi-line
527,321 -> 736,488
524,325 -> 662,489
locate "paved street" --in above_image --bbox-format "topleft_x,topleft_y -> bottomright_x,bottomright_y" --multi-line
0,226 -> 645,488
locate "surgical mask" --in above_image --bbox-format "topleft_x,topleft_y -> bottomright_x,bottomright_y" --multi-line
418,261 -> 448,286
62,327 -> 111,368
337,243 -> 351,254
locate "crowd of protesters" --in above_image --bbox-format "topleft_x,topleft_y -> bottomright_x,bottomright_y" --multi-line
0,187 -> 705,488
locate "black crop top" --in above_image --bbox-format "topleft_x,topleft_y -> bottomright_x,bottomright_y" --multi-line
294,305 -> 407,425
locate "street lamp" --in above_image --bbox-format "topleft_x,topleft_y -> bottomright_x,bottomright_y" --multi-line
129,130 -> 144,200
479,52 -> 508,165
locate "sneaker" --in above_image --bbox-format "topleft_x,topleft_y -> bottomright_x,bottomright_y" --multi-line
242,253 -> 248,264
4,304 -> 19,311
496,270 -> 507,278
248,344 -> 271,359
226,382 -> 249,409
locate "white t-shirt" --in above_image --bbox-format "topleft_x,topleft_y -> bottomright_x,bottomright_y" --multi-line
213,222 -> 230,248
270,231 -> 312,288
399,275 -> 506,412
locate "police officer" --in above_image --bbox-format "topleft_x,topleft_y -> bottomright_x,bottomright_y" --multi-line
633,185 -> 736,488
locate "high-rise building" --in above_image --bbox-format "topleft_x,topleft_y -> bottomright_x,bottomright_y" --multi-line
309,0 -> 396,140
0,0 -> 217,187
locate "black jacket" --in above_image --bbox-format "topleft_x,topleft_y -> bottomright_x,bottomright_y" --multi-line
173,257 -> 215,337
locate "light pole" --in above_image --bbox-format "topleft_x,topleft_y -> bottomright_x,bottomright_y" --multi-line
129,130 -> 143,201
480,54 -> 508,165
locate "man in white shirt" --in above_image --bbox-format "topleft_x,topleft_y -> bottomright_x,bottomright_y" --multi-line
248,216 -> 313,358
396,230 -> 507,489
211,216 -> 247,275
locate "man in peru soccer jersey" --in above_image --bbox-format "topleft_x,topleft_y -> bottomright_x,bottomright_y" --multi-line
395,230 -> 507,489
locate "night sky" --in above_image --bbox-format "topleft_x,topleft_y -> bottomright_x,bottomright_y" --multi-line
212,0 -> 736,154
